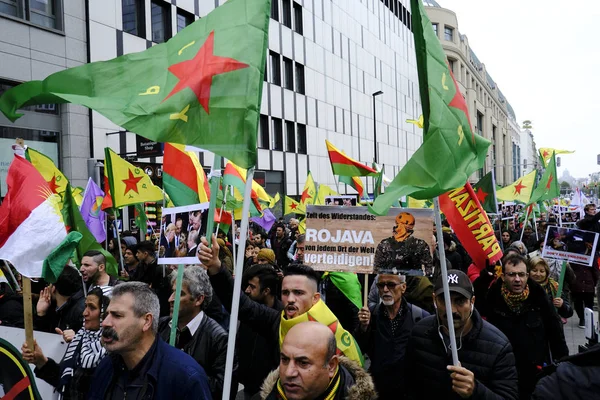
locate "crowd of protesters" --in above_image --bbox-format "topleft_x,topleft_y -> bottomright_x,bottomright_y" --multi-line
1,204 -> 600,399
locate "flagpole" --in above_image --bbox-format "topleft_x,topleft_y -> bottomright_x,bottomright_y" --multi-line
519,206 -> 530,242
22,277 -> 34,351
532,205 -> 539,241
223,167 -> 255,400
169,264 -> 185,346
113,220 -> 126,274
433,197 -> 459,366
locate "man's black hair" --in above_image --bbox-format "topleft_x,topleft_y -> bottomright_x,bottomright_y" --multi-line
275,222 -> 286,231
502,254 -> 527,273
54,266 -> 83,297
283,264 -> 320,286
137,240 -> 155,254
243,264 -> 279,295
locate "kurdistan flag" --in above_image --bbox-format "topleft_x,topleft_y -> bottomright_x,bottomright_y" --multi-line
496,170 -> 537,204
339,175 -> 364,199
163,143 -> 210,206
529,153 -> 559,205
325,140 -> 378,177
0,0 -> 271,169
370,0 -> 490,215
104,148 -> 164,208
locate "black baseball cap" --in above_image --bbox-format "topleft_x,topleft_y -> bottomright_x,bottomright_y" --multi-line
433,269 -> 473,299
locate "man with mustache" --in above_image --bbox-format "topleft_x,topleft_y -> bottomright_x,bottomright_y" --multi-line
88,282 -> 212,399
198,235 -> 364,374
354,262 -> 428,399
259,321 -> 376,400
474,255 -> 568,399
405,269 -> 518,399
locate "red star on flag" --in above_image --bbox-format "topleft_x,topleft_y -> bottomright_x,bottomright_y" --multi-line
122,170 -> 143,195
290,202 -> 298,210
475,187 -> 489,203
47,174 -> 61,194
546,173 -> 554,190
162,31 -> 249,114
542,150 -> 550,159
513,180 -> 526,195
300,188 -> 312,203
447,69 -> 474,143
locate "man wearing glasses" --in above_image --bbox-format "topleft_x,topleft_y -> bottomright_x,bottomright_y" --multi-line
475,254 -> 568,399
354,261 -> 429,399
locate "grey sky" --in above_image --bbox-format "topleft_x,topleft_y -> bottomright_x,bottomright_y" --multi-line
433,0 -> 600,180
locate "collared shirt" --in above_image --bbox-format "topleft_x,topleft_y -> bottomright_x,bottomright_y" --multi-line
186,311 -> 204,337
108,337 -> 158,400
382,302 -> 405,336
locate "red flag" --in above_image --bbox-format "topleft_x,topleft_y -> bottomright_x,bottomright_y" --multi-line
439,183 -> 503,271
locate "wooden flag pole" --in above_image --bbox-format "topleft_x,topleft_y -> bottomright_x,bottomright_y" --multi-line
223,167 -> 255,400
22,277 -> 34,351
433,197 -> 459,366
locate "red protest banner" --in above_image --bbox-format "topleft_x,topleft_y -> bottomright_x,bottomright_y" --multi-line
439,183 -> 503,270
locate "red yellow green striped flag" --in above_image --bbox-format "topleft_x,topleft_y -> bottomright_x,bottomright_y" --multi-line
326,140 -> 378,177
163,143 -> 210,206
339,175 -> 364,198
223,161 -> 267,214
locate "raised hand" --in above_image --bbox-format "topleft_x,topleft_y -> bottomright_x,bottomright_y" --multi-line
36,287 -> 52,316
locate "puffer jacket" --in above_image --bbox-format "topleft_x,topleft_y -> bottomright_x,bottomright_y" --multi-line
570,263 -> 599,294
158,314 -> 230,400
257,356 -> 377,400
405,310 -> 518,400
532,344 -> 600,399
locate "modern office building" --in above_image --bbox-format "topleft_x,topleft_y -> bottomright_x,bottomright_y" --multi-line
424,0 -> 523,186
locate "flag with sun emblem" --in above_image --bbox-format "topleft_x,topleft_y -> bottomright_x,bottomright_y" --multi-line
104,148 -> 164,209
0,0 -> 271,169
0,155 -> 67,278
79,177 -> 106,243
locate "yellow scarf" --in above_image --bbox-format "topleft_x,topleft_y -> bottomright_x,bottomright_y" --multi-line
279,299 -> 364,366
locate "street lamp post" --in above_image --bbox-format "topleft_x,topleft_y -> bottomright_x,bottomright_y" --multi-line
372,91 -> 383,164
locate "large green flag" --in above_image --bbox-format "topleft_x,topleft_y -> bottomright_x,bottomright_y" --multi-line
0,0 -> 270,169
473,172 -> 498,214
370,0 -> 490,215
62,184 -> 119,276
529,153 -> 559,204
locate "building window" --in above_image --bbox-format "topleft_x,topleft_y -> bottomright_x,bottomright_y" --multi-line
0,0 -> 61,29
295,63 -> 305,94
281,0 -> 292,28
285,121 -> 295,152
297,124 -> 307,154
269,51 -> 281,86
271,0 -> 279,20
258,115 -> 269,149
151,1 -> 171,43
283,57 -> 293,90
432,23 -> 438,36
176,9 -> 195,32
272,118 -> 283,151
444,26 -> 454,41
0,0 -> 18,18
293,2 -> 303,34
122,0 -> 145,37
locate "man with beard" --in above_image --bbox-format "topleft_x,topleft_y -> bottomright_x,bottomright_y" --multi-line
157,267 -> 229,400
354,263 -> 428,399
80,250 -> 118,296
198,235 -> 364,374
236,265 -> 283,399
405,270 -> 518,399
88,282 -> 212,399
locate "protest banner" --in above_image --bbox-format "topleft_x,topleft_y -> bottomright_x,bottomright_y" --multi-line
303,205 -> 433,274
542,225 -> 599,266
158,203 -> 209,265
439,183 -> 503,270
1,326 -> 67,399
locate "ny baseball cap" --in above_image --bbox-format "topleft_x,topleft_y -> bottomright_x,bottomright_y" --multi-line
433,269 -> 473,299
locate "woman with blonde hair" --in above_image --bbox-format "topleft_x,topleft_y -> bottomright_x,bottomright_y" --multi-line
528,256 -> 573,320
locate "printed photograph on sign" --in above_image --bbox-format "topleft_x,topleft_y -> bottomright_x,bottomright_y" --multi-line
542,225 -> 599,266
303,205 -> 434,274
324,195 -> 357,206
157,203 -> 209,265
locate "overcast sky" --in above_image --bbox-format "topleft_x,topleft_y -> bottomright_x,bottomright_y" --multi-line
434,0 -> 600,180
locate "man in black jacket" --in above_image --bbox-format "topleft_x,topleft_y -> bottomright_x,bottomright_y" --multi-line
270,223 -> 292,269
354,263 -> 428,399
157,266 -> 228,400
236,264 -> 283,399
576,203 -> 600,233
406,269 -> 518,400
475,255 -> 569,399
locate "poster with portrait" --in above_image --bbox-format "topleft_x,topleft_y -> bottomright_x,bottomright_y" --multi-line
157,203 -> 209,265
324,195 -> 357,206
542,225 -> 599,266
303,205 -> 434,274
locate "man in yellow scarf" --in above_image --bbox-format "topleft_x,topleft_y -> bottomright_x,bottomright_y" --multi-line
198,235 -> 364,369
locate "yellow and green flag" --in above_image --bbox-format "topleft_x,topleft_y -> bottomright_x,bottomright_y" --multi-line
496,170 -> 537,204
104,148 -> 163,208
538,148 -> 574,167
300,171 -> 318,206
284,196 -> 305,215
315,184 -> 338,205
529,153 -> 559,205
